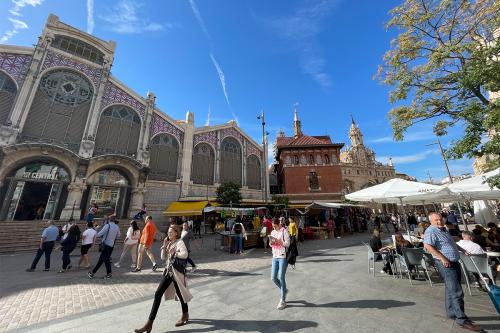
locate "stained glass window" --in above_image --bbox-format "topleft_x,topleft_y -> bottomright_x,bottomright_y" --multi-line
40,70 -> 93,106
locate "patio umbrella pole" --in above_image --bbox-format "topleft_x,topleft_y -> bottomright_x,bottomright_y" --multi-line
399,197 -> 411,239
456,197 -> 468,231
421,200 -> 428,216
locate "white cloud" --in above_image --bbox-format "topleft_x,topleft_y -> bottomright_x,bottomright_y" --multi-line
369,130 -> 438,144
1,0 -> 43,43
378,149 -> 440,164
87,0 -> 94,34
266,0 -> 337,89
100,0 -> 169,34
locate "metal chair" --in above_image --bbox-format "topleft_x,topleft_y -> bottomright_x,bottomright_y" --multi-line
459,252 -> 495,296
399,248 -> 433,286
362,242 -> 383,277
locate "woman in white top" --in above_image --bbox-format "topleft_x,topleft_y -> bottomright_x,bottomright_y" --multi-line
135,224 -> 192,333
78,223 -> 97,269
115,220 -> 140,269
270,218 -> 290,310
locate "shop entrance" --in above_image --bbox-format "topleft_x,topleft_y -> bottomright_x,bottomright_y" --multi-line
85,169 -> 131,219
0,162 -> 70,221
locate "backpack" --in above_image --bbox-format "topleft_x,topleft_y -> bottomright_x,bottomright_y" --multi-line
234,223 -> 242,234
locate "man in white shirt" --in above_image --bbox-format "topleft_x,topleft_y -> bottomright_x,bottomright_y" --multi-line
456,231 -> 485,255
78,223 -> 97,269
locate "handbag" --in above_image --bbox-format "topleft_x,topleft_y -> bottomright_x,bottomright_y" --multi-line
260,226 -> 267,238
172,257 -> 188,273
98,225 -> 110,252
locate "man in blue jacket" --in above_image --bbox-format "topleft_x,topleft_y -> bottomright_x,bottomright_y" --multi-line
26,220 -> 59,272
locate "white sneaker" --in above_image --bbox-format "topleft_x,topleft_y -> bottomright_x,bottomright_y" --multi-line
191,266 -> 197,273
130,264 -> 136,269
277,299 -> 286,310
114,263 -> 120,268
284,288 -> 289,301
380,270 -> 386,274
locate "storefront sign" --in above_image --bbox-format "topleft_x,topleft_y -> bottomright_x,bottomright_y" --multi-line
22,172 -> 59,181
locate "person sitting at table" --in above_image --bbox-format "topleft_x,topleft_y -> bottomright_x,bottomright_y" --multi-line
369,230 -> 393,275
445,222 -> 461,238
394,232 -> 415,273
471,229 -> 487,250
456,231 -> 495,288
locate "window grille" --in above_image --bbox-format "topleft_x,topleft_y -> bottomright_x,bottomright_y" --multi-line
94,105 -> 141,157
220,137 -> 242,185
309,172 -> 319,190
246,155 -> 261,189
148,133 -> 179,181
52,35 -> 104,65
191,143 -> 214,185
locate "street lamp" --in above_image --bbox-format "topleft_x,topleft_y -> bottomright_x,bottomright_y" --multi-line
426,138 -> 468,230
257,111 -> 268,204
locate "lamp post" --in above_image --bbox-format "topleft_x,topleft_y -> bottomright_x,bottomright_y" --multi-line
426,138 -> 468,230
257,111 -> 268,204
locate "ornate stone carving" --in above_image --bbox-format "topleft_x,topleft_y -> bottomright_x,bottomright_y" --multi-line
42,50 -> 102,87
100,81 -> 146,118
193,131 -> 217,148
150,114 -> 183,145
0,53 -> 32,87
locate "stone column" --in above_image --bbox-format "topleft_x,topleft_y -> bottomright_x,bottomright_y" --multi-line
214,131 -> 221,184
78,56 -> 112,158
128,186 -> 146,218
242,140 -> 247,188
0,31 -> 53,146
60,182 -> 86,220
136,92 -> 155,165
180,112 -> 194,197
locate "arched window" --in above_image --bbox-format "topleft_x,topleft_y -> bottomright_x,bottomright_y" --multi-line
52,35 -> 105,65
309,154 -> 314,164
149,134 -> 179,181
94,105 -> 141,156
293,155 -> 299,165
0,71 -> 17,126
21,69 -> 93,152
220,137 -> 242,185
246,155 -> 261,190
324,154 -> 330,164
191,143 -> 214,185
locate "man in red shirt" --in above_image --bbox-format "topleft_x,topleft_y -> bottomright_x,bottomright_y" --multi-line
262,216 -> 273,253
133,216 -> 157,272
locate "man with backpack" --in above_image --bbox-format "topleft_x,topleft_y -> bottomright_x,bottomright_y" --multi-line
232,217 -> 247,255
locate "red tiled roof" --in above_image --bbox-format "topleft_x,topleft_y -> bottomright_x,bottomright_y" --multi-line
276,135 -> 341,147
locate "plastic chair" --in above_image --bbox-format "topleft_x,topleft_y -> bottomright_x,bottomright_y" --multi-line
362,242 -> 383,277
399,248 -> 433,286
459,252 -> 495,296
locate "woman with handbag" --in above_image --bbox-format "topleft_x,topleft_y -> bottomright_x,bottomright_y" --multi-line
270,218 -> 290,310
135,224 -> 192,333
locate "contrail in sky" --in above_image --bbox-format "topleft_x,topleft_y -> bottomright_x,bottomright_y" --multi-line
87,0 -> 94,34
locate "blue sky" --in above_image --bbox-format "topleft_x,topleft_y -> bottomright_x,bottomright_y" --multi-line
0,0 -> 473,182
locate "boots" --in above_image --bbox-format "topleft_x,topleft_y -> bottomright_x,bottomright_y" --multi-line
134,319 -> 153,333
175,312 -> 189,327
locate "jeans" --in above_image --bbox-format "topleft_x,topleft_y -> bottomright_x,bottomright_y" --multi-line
92,245 -> 113,275
62,249 -> 73,269
435,261 -> 468,325
30,241 -> 55,270
149,273 -> 188,321
271,257 -> 288,301
234,234 -> 243,253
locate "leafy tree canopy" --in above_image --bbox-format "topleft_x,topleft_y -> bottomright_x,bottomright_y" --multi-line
377,0 -> 500,186
216,181 -> 242,205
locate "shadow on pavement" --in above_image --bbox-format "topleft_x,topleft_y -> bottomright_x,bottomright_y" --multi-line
170,319 -> 318,332
299,258 -> 354,263
286,299 -> 415,309
191,268 -> 262,277
306,252 -> 355,257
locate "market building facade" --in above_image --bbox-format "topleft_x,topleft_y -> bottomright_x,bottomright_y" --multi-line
0,14 -> 266,224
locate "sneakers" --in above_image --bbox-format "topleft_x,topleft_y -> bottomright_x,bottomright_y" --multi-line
132,268 -> 141,272
191,266 -> 197,273
130,264 -> 136,269
459,321 -> 482,332
103,274 -> 112,280
380,270 -> 386,274
87,272 -> 94,279
26,268 -> 35,272
58,269 -> 66,273
43,268 -> 50,272
114,263 -> 121,268
277,299 -> 286,310
284,288 -> 289,301
152,264 -> 158,272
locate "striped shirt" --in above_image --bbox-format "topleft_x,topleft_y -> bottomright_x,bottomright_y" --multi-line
424,225 -> 460,262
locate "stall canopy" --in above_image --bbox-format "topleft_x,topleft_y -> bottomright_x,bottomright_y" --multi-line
164,201 -> 217,216
305,202 -> 369,209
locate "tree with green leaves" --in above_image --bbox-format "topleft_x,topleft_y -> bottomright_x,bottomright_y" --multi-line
377,0 -> 500,186
216,181 -> 242,205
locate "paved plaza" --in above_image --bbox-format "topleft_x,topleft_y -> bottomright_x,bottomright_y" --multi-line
0,233 -> 499,333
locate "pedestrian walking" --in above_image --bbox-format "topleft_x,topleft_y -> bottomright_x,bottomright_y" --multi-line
26,220 -> 59,272
59,224 -> 80,273
261,216 -> 273,253
181,222 -> 197,272
134,216 -> 157,272
78,223 -> 97,269
232,217 -> 247,255
115,220 -> 140,269
88,218 -> 120,279
133,204 -> 147,220
86,203 -> 98,225
269,218 -> 290,310
424,212 -> 482,332
134,224 -> 192,333
61,218 -> 75,240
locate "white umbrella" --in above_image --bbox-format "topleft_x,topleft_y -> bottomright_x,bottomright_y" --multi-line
447,168 -> 500,200
345,178 -> 442,203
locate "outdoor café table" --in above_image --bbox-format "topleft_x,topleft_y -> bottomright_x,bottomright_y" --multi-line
486,251 -> 500,258
216,231 -> 260,253
309,226 -> 328,239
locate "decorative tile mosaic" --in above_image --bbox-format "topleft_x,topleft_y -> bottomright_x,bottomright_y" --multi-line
101,81 -> 146,118
193,131 -> 218,148
0,52 -> 32,88
220,127 -> 243,144
42,50 -> 102,87
246,142 -> 263,158
151,113 -> 184,145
